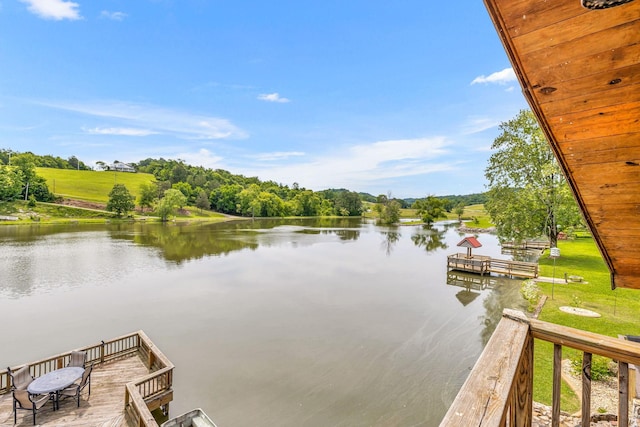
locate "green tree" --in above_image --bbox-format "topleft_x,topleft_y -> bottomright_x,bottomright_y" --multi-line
195,189 -> 210,213
484,110 -> 582,247
453,203 -> 465,222
138,182 -> 158,212
290,190 -> 322,216
170,162 -> 188,184
27,175 -> 55,202
10,153 -> 37,184
374,194 -> 387,219
376,193 -> 401,225
334,191 -> 363,216
381,200 -> 401,224
156,189 -> 187,221
0,165 -> 25,201
237,184 -> 261,217
211,184 -> 242,214
173,181 -> 195,205
106,184 -> 135,217
412,195 -> 447,225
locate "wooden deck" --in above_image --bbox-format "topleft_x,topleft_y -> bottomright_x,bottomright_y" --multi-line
0,331 -> 173,427
501,240 -> 550,251
447,253 -> 539,279
0,354 -> 149,426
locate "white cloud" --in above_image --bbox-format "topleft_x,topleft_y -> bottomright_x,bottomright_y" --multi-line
460,116 -> 501,135
242,137 -> 454,191
100,10 -> 127,21
37,99 -> 248,140
257,93 -> 290,103
84,127 -> 157,136
252,151 -> 305,161
175,148 -> 224,169
20,0 -> 82,20
471,67 -> 516,85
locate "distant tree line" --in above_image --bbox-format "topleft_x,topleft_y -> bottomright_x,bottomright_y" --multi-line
0,149 -> 90,171
403,193 -> 487,210
1,149 -> 487,224
134,158 -> 363,218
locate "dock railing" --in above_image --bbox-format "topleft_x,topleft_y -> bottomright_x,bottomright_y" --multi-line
447,253 -> 491,275
447,254 -> 538,279
1,330 -> 173,427
440,309 -> 640,427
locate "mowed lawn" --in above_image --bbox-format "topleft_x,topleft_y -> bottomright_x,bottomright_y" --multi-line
37,167 -> 155,203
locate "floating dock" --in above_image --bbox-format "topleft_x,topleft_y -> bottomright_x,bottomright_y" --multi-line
501,240 -> 550,251
447,253 -> 538,279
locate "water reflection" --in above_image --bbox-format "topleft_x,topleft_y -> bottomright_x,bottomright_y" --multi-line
379,229 -> 401,256
0,219 -> 529,427
446,271 -> 527,346
502,247 -> 541,262
411,226 -> 448,252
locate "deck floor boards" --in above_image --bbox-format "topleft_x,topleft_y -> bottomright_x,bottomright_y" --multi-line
0,354 -> 149,427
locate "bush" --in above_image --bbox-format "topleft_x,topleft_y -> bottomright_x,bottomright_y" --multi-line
570,354 -> 614,381
520,279 -> 540,312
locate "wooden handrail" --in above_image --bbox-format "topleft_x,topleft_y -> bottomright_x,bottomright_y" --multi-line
441,309 -> 640,427
1,331 -> 142,394
123,330 -> 174,427
528,318 -> 640,365
440,310 -> 532,426
126,382 -> 158,427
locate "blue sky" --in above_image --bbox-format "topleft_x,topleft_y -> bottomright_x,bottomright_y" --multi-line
1,0 -> 529,198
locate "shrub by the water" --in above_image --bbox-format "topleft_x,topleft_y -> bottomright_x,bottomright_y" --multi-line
520,279 -> 540,312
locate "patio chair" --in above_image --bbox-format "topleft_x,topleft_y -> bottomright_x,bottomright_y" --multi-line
59,363 -> 93,407
13,390 -> 50,425
67,350 -> 86,368
7,366 -> 34,391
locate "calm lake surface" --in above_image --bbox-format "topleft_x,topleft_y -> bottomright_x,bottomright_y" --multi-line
0,218 -> 528,426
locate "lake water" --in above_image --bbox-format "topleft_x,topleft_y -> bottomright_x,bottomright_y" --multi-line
0,218 -> 528,426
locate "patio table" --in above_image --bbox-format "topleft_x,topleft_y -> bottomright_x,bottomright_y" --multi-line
27,366 -> 84,410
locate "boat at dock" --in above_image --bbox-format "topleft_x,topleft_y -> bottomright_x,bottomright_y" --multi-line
162,408 -> 218,427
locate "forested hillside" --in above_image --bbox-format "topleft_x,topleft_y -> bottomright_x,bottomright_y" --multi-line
1,149 -> 486,219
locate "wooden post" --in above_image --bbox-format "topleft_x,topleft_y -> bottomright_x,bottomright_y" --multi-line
619,361 -> 629,427
552,344 -> 562,427
582,352 -> 592,426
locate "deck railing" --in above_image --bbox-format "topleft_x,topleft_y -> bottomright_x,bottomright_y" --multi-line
1,330 -> 173,427
501,241 -> 550,251
488,258 -> 538,279
440,309 -> 640,427
124,331 -> 174,427
447,254 -> 538,279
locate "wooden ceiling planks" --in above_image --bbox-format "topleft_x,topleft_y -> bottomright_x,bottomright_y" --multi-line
483,0 -> 640,289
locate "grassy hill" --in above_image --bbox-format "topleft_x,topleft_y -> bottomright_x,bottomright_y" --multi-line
37,168 -> 155,203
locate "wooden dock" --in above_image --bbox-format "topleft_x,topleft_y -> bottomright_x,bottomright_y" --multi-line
501,240 -> 550,251
0,331 -> 173,427
447,253 -> 539,279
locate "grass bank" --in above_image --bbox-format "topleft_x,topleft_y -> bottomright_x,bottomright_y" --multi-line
37,167 -> 155,203
363,203 -> 495,228
0,200 -> 231,225
531,236 -> 640,412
